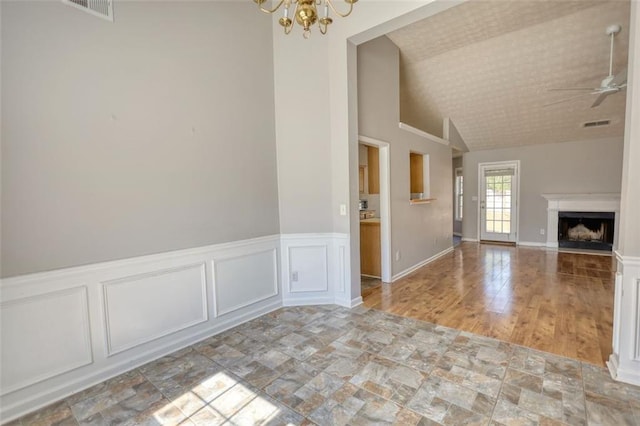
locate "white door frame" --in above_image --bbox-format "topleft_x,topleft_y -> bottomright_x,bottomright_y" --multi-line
358,135 -> 392,283
477,160 -> 520,243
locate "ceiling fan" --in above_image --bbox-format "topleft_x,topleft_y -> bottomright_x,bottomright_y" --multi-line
546,24 -> 627,108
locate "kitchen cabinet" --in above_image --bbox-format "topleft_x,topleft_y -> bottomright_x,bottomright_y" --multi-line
367,146 -> 380,194
410,152 -> 423,194
360,219 -> 381,277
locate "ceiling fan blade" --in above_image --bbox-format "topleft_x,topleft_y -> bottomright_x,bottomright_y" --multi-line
591,92 -> 610,108
543,93 -> 594,107
612,68 -> 627,86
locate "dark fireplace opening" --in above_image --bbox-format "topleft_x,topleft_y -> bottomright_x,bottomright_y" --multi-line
558,211 -> 614,251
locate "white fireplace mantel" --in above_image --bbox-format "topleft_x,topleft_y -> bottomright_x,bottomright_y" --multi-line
541,193 -> 621,249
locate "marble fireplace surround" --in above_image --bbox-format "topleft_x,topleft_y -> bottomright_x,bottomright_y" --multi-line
541,193 -> 621,249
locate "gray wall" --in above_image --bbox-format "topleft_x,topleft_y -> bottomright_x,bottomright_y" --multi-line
462,138 -> 624,243
452,156 -> 462,235
1,1 -> 280,277
358,36 -> 453,275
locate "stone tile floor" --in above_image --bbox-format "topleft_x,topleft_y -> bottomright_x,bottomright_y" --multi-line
6,305 -> 640,425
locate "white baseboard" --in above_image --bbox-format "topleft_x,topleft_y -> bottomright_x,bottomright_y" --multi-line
461,237 -> 478,242
348,296 -> 363,308
607,354 -> 640,387
1,232 -> 357,422
453,232 -> 462,237
518,241 -> 547,247
282,296 -> 336,306
391,247 -> 454,282
0,235 -> 283,422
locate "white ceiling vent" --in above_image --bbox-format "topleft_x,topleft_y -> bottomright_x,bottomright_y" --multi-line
63,0 -> 113,22
583,120 -> 611,128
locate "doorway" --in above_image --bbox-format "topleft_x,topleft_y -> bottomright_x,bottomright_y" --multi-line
479,161 -> 519,243
358,136 -> 391,290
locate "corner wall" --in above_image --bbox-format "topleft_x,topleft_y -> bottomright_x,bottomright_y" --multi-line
357,36 -> 453,277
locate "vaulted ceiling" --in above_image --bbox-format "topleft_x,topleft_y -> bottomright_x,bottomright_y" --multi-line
386,0 -> 630,151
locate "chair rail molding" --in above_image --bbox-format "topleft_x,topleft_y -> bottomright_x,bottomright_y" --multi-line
0,232 -> 353,422
0,235 -> 282,422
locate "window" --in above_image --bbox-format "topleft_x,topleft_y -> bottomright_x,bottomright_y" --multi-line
455,168 -> 463,220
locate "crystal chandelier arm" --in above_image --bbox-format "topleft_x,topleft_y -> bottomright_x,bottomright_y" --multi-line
325,0 -> 354,18
258,0 -> 286,14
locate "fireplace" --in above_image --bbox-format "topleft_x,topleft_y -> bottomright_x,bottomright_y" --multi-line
558,211 -> 615,251
541,193 -> 620,250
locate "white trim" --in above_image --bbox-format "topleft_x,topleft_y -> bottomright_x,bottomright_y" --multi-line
282,296 -> 336,306
0,287 -> 93,395
454,167 -> 463,221
453,232 -> 462,237
349,296 -> 363,308
541,193 -> 621,201
477,160 -> 520,244
287,245 -> 329,293
608,353 -> 640,386
280,233 -> 351,307
517,241 -> 547,248
542,194 -> 620,249
213,249 -> 280,315
0,235 -> 283,422
461,237 -> 478,242
615,251 -> 640,266
360,273 -> 380,279
102,263 -> 209,356
358,135 -> 392,283
2,298 -> 282,423
607,253 -> 640,386
398,122 -> 449,146
391,247 -> 454,282
0,235 -> 281,288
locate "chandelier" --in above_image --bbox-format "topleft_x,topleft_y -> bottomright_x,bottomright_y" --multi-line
254,0 -> 358,38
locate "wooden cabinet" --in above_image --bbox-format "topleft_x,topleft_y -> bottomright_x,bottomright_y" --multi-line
360,220 -> 381,277
410,152 -> 424,194
367,146 -> 380,194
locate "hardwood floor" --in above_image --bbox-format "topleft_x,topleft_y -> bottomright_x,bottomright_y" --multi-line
363,242 -> 616,367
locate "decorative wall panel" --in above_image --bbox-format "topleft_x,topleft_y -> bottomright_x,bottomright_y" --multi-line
0,287 -> 92,394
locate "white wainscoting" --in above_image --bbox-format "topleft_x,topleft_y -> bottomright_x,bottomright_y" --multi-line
0,233 -> 353,422
103,263 -> 208,355
280,233 -> 351,307
213,249 -> 279,316
608,253 -> 640,386
0,235 -> 282,422
0,287 -> 93,395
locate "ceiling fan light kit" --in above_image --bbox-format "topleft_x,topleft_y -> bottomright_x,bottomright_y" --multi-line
546,24 -> 627,108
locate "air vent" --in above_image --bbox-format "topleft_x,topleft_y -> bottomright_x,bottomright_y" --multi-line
63,0 -> 113,22
583,120 -> 611,128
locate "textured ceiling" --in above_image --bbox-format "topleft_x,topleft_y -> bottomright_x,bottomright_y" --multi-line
386,0 -> 630,150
